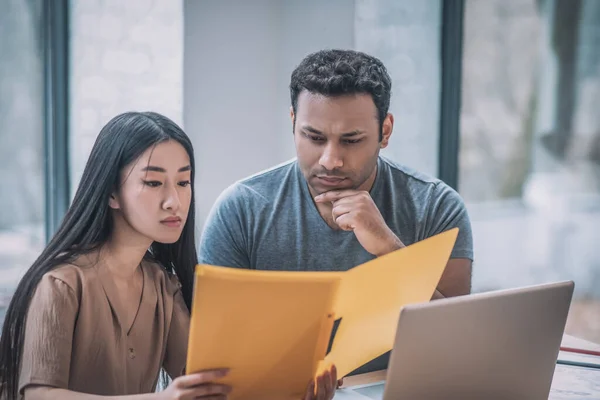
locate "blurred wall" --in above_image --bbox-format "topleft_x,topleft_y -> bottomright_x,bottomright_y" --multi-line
184,0 -> 442,230
0,0 -> 44,229
69,0 -> 184,197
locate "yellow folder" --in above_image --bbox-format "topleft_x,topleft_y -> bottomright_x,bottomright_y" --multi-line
186,228 -> 459,399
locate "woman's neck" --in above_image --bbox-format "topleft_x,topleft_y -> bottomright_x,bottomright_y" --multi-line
100,241 -> 147,280
100,214 -> 153,280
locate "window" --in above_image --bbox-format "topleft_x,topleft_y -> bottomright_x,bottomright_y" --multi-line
460,0 -> 600,342
0,0 -> 45,325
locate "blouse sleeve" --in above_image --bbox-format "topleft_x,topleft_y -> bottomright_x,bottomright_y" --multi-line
162,276 -> 190,379
18,273 -> 79,394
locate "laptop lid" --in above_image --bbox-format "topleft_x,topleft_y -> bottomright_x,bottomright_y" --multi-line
382,281 -> 574,400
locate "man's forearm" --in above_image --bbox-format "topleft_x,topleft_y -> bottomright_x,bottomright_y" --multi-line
435,258 -> 472,298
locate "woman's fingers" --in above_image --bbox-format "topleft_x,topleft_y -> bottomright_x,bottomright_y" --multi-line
186,383 -> 231,397
174,369 -> 229,388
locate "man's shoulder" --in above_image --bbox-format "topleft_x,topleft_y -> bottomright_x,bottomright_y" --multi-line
379,156 -> 443,190
378,156 -> 463,207
215,159 -> 298,208
200,159 -> 299,265
238,158 -> 297,191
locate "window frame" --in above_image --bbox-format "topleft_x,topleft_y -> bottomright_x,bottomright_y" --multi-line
43,0 -> 70,241
438,0 -> 464,191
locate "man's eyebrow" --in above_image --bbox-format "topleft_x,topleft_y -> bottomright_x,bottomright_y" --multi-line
302,126 -> 365,136
302,126 -> 323,135
341,130 -> 364,137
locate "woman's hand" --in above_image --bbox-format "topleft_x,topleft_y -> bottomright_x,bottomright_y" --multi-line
302,364 -> 341,400
160,369 -> 231,400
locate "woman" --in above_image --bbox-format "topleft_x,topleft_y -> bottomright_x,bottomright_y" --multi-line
0,112 -> 337,400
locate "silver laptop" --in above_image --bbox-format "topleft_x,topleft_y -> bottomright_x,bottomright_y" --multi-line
339,281 -> 574,400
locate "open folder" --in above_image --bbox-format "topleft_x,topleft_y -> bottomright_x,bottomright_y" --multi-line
186,228 -> 459,399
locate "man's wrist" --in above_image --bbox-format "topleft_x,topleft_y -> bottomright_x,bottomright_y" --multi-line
375,233 -> 405,257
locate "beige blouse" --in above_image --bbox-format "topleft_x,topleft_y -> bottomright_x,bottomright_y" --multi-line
17,260 -> 189,397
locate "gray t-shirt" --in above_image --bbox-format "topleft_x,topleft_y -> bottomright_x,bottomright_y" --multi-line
198,156 -> 473,271
198,156 -> 473,374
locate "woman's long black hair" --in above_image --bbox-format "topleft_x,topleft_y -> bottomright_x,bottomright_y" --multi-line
0,111 -> 198,399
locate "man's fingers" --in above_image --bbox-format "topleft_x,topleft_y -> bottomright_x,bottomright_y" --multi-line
334,213 -> 355,231
175,369 -> 229,388
331,204 -> 352,220
322,368 -> 333,399
307,365 -> 338,400
304,378 -> 316,400
330,195 -> 363,207
330,364 -> 338,388
314,190 -> 362,203
317,371 -> 329,400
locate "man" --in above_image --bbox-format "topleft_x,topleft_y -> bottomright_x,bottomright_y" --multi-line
198,49 -> 473,372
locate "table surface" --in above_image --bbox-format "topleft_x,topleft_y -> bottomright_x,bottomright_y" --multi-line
338,334 -> 600,399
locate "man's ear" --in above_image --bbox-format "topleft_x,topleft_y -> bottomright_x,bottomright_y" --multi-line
290,106 -> 295,134
380,113 -> 394,149
108,193 -> 120,210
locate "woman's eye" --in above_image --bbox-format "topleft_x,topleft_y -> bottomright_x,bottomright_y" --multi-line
143,180 -> 162,187
178,181 -> 191,187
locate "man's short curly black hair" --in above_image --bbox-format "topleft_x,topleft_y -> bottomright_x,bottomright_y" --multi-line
290,49 -> 392,140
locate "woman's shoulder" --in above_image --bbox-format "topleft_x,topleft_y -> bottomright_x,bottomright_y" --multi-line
25,263 -> 86,312
143,259 -> 183,294
39,253 -> 105,296
41,262 -> 87,293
